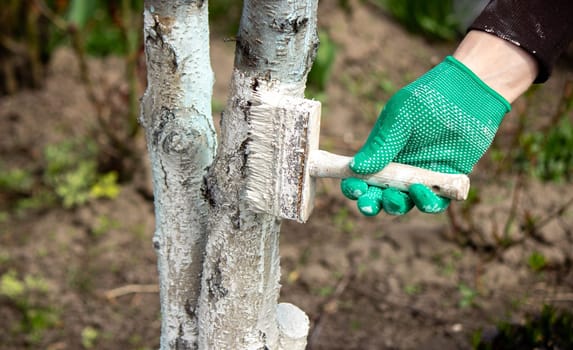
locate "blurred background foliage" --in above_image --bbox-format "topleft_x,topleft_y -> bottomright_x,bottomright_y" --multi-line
0,0 -> 242,96
0,0 -> 485,95
371,0 -> 460,40
0,0 -> 244,217
368,0 -> 488,41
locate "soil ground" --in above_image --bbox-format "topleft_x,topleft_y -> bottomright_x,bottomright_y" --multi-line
1,1 -> 573,349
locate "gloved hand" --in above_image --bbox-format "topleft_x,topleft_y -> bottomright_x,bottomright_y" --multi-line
341,56 -> 511,216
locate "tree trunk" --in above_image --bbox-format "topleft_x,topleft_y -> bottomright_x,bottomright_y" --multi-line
141,0 -> 319,348
140,1 -> 215,349
198,1 -> 319,349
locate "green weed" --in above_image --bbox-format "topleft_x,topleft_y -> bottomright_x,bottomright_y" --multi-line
81,326 -> 100,349
13,191 -> 57,216
209,0 -> 243,35
333,207 -> 355,234
371,0 -> 459,41
378,77 -> 397,95
404,283 -> 421,296
432,251 -> 463,281
317,285 -> 335,298
90,215 -> 120,238
90,171 -> 120,199
350,319 -> 362,331
37,0 -> 144,179
495,81 -> 573,182
43,138 -> 120,208
0,271 -> 25,298
298,247 -> 312,266
1,139 -> 121,215
0,166 -> 34,193
0,271 -> 59,344
518,117 -> 573,182
65,0 -> 143,56
527,252 -> 547,272
458,283 -> 478,308
129,334 -> 149,349
307,31 -> 337,96
473,305 -> 573,349
0,164 -> 56,216
471,329 -> 484,349
212,98 -> 226,117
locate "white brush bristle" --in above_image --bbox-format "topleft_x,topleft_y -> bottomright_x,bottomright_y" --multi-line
245,91 -> 321,222
245,92 -> 286,214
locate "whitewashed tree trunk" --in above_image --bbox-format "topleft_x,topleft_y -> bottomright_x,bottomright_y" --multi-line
140,1 -> 215,349
141,0 -> 319,349
198,1 -> 319,349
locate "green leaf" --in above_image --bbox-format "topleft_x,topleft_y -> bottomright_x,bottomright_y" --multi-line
81,326 -> 99,349
528,252 -> 546,272
0,167 -> 34,193
307,31 -> 337,92
90,172 -> 120,200
0,271 -> 25,299
458,283 -> 477,308
67,0 -> 98,28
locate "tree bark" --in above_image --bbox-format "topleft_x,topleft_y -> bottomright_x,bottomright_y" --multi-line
140,1 -> 215,349
198,1 -> 319,349
141,0 -> 319,348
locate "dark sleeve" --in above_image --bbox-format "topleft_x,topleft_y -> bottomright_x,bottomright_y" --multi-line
469,0 -> 573,83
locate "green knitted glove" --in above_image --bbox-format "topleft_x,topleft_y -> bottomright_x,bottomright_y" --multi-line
341,56 -> 511,216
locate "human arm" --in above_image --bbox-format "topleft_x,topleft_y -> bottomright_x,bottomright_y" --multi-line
453,30 -> 537,103
469,0 -> 573,84
342,1 -> 573,217
341,31 -> 536,216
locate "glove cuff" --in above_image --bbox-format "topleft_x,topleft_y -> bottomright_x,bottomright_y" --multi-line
408,56 -> 512,126
445,55 -> 511,113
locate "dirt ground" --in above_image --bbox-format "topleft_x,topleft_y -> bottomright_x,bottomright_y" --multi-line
2,1 -> 573,349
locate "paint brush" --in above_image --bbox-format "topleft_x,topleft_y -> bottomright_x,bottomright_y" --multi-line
245,91 -> 470,223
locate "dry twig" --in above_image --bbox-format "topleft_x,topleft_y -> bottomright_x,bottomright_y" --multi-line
104,283 -> 159,300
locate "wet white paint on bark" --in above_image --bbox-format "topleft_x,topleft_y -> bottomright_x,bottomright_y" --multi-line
140,1 -> 215,349
197,1 -> 319,349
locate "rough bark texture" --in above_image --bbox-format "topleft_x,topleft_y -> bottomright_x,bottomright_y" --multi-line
140,1 -> 215,349
198,1 -> 319,349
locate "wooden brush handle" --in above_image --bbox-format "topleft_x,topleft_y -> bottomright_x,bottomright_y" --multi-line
308,150 -> 470,201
